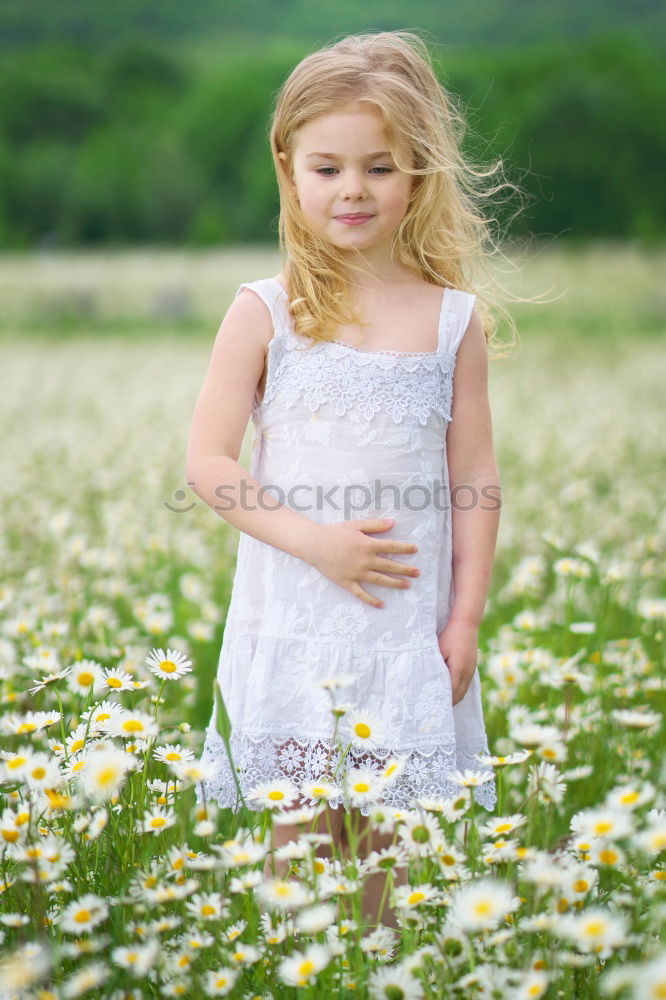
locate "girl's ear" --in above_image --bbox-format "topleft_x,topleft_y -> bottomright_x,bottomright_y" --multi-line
277,151 -> 294,185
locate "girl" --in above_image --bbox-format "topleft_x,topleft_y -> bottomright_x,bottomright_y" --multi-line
188,30 -> 509,929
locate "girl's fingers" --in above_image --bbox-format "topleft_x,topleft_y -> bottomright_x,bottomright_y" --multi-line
351,584 -> 384,609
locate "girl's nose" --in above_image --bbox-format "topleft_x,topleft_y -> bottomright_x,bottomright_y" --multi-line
339,174 -> 367,199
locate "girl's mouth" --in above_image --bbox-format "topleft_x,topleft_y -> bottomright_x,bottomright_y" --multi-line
335,214 -> 374,226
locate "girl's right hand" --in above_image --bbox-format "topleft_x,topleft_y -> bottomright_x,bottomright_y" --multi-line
307,517 -> 420,609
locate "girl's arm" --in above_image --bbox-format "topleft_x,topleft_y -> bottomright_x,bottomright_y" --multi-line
446,306 -> 502,628
185,289 -> 320,563
439,306 -> 501,705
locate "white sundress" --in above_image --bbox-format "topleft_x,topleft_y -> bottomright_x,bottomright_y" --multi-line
196,276 -> 496,815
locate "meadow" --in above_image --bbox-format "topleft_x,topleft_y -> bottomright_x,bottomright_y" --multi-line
0,242 -> 664,998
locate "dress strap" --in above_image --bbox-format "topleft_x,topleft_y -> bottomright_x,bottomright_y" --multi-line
437,287 -> 477,357
235,277 -> 293,335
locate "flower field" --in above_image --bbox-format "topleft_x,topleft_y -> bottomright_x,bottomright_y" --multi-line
0,245 -> 664,998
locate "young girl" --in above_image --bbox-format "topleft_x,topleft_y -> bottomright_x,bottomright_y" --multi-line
188,30 -> 507,927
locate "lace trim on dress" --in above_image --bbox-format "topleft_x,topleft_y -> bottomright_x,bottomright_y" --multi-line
245,279 -> 459,426
196,729 -> 497,817
261,331 -> 456,425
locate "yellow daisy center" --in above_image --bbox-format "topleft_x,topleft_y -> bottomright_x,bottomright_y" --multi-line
123,720 -> 143,733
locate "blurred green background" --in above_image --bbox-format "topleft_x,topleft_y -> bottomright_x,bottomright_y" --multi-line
0,0 -> 664,250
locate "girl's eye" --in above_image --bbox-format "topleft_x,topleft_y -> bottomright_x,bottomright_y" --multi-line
315,167 -> 393,176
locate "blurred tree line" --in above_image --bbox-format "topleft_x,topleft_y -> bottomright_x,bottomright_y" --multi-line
0,33 -> 663,248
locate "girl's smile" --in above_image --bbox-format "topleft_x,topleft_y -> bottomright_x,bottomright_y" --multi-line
335,213 -> 375,225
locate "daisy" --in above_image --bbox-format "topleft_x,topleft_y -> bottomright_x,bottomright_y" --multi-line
101,668 -> 136,692
172,759 -> 217,787
109,711 -> 158,741
535,740 -> 567,763
479,814 -> 527,839
79,745 -> 136,800
360,924 -> 398,957
632,952 -> 666,1000
448,878 -> 520,933
300,778 -> 342,803
398,812 -> 443,857
29,667 -> 72,694
247,778 -> 299,810
62,961 -> 110,998
380,756 -> 409,786
59,894 -> 109,935
450,768 -> 495,789
605,781 -> 655,811
22,751 -> 62,791
393,883 -> 438,910
562,863 -> 598,901
570,806 -> 634,841
185,893 -> 225,921
277,943 -> 332,987
611,708 -> 661,730
1,710 -> 61,736
80,700 -> 125,734
66,725 -> 94,757
344,767 -> 385,809
433,842 -> 466,880
145,647 -> 193,681
295,903 -> 338,934
66,659 -> 106,696
341,708 -> 386,750
161,978 -> 190,997
590,841 -> 626,867
111,940 -> 160,977
367,843 -> 409,875
562,764 -> 594,781
213,838 -> 266,869
514,970 -> 549,999
0,913 -> 30,927
202,967 -> 239,996
257,877 -> 311,911
152,743 -> 197,767
141,807 -> 176,835
481,839 -> 520,864
637,598 -> 666,619
368,963 -> 425,999
634,817 -> 666,855
1,748 -> 31,781
228,943 -> 261,966
556,907 -> 628,955
440,788 -> 472,821
476,749 -> 532,768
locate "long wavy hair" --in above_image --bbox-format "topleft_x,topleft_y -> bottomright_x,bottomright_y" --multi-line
269,30 -> 531,356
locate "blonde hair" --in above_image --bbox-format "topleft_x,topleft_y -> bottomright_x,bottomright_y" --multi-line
269,30 -> 530,357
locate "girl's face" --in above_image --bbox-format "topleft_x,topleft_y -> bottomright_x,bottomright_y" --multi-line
280,106 -> 414,259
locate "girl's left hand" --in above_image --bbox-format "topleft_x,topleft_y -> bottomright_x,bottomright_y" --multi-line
437,617 -> 479,706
